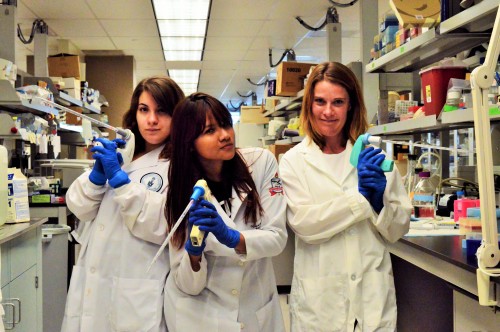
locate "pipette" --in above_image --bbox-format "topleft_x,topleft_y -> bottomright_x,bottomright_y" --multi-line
34,97 -> 135,165
34,97 -> 131,138
147,179 -> 210,272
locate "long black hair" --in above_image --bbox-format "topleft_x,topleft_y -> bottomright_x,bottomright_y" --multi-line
166,92 -> 263,248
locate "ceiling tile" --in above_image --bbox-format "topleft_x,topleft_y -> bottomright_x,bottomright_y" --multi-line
209,0 -> 277,19
136,61 -> 166,70
69,37 -> 116,50
204,37 -> 253,52
45,20 -> 108,37
20,0 -> 94,19
101,20 -> 158,37
203,50 -> 247,61
207,19 -> 265,37
112,37 -> 162,50
202,60 -> 239,70
17,1 -> 37,19
124,50 -> 165,62
86,0 -> 155,19
136,69 -> 168,79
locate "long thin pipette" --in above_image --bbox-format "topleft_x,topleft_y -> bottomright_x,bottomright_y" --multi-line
33,97 -> 130,138
147,180 -> 208,272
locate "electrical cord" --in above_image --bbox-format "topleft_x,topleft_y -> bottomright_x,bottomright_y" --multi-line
269,48 -> 295,68
328,0 -> 359,8
237,91 -> 255,98
228,100 -> 245,110
17,19 -> 48,44
247,78 -> 268,86
295,6 -> 339,31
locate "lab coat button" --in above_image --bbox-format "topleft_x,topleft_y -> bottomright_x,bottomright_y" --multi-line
231,289 -> 238,296
351,274 -> 356,281
238,261 -> 244,266
90,267 -> 96,273
240,323 -> 245,329
98,224 -> 104,231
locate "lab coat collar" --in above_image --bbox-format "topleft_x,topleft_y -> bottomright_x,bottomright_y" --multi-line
122,144 -> 167,173
299,136 -> 355,186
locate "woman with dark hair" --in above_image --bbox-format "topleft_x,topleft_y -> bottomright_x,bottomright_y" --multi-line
164,92 -> 287,331
61,76 -> 184,332
279,62 -> 411,331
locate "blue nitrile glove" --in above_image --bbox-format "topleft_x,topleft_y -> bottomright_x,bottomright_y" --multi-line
91,138 -> 131,188
357,147 -> 385,201
89,157 -> 106,186
185,220 -> 208,256
358,163 -> 387,213
189,199 -> 240,249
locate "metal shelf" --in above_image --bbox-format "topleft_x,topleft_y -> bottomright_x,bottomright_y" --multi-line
367,115 -> 438,135
264,89 -> 304,117
366,0 -> 498,73
440,107 -> 500,124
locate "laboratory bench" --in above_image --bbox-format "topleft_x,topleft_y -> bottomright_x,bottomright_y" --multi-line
390,233 -> 500,332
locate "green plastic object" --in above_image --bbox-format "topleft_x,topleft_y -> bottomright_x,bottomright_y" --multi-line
350,133 -> 394,172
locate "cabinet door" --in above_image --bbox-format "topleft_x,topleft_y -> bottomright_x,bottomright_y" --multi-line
9,265 -> 38,332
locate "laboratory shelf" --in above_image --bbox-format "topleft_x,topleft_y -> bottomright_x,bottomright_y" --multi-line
368,115 -> 438,135
56,91 -> 83,108
264,89 -> 304,117
366,0 -> 497,73
59,123 -> 83,133
440,107 -> 500,124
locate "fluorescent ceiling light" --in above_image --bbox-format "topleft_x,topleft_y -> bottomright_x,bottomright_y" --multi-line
164,50 -> 202,61
161,37 -> 204,51
153,0 -> 210,20
158,20 -> 207,37
169,69 -> 200,82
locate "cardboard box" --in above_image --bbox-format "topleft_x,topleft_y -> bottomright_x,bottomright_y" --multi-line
390,0 -> 441,28
64,106 -> 83,125
276,62 -> 315,97
240,106 -> 269,124
47,53 -> 81,79
268,144 -> 294,161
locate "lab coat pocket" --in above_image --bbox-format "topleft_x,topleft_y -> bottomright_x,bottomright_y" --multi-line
176,297 -> 241,332
293,275 -> 347,331
362,271 -> 397,329
109,277 -> 162,332
64,266 -> 85,317
256,292 -> 285,332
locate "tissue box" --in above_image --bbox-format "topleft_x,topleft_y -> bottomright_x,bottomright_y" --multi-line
240,106 -> 269,124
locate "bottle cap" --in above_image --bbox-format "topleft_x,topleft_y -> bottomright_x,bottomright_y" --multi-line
456,190 -> 464,196
418,171 -> 431,178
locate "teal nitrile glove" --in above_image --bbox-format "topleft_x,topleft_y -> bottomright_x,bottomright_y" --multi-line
88,158 -> 106,186
91,138 -> 131,188
189,199 -> 240,249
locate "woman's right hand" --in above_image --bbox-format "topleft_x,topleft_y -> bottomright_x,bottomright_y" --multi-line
357,147 -> 385,199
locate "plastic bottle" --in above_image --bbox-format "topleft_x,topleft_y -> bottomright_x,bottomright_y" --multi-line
412,171 -> 436,219
0,144 -> 8,226
403,154 -> 418,199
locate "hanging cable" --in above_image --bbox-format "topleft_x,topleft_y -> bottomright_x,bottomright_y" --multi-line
269,48 -> 295,68
237,91 -> 255,98
296,6 -> 339,31
229,100 -> 246,109
328,0 -> 359,8
247,77 -> 268,86
17,19 -> 48,44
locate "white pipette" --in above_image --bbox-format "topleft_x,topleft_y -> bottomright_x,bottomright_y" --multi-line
34,97 -> 135,165
147,179 -> 210,272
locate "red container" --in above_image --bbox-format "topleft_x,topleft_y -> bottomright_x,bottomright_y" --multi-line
419,66 -> 467,117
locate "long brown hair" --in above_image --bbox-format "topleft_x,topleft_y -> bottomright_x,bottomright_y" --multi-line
166,92 -> 263,248
301,62 -> 368,149
122,76 -> 185,158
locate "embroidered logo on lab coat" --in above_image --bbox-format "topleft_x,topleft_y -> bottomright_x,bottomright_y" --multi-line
140,173 -> 163,192
269,172 -> 283,196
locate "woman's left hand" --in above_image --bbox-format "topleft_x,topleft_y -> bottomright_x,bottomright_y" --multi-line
189,199 -> 240,248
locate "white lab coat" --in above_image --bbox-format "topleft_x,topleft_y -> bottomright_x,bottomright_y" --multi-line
164,148 -> 287,332
61,145 -> 170,332
279,137 -> 411,332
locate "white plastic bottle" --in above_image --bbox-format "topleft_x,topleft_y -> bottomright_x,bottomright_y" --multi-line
0,144 -> 8,226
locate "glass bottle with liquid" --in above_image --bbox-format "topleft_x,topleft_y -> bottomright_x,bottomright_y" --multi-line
412,171 -> 436,219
